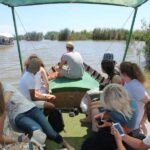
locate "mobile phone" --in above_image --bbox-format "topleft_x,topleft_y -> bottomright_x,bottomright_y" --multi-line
91,97 -> 99,102
90,93 -> 100,101
112,123 -> 125,137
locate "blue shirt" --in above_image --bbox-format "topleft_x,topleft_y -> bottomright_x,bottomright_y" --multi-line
99,100 -> 138,129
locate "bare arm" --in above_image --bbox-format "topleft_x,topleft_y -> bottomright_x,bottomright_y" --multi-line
0,114 -> 16,144
30,89 -> 55,102
59,59 -> 66,69
111,127 -> 126,150
122,135 -> 149,150
40,67 -> 49,90
58,54 -> 67,69
141,95 -> 150,104
116,140 -> 126,150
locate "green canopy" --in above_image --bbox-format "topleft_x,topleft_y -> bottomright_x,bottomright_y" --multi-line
0,0 -> 148,8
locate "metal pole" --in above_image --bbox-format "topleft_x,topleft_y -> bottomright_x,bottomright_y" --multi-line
11,7 -> 23,73
122,7 -> 138,61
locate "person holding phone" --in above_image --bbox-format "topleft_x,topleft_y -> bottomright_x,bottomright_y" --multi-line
81,84 -> 138,150
111,125 -> 150,150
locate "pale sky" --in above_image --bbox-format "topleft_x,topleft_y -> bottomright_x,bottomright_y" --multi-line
0,1 -> 150,35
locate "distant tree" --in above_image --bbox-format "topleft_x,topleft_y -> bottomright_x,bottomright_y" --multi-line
44,31 -> 58,40
142,22 -> 150,69
58,28 -> 70,41
93,28 -> 101,40
24,31 -> 43,41
92,28 -> 128,40
18,27 -> 144,41
133,30 -> 145,41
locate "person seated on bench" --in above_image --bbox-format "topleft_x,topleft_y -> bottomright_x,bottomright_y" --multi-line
52,41 -> 84,79
24,54 -> 50,94
20,57 -> 55,109
0,81 -> 74,150
80,53 -> 121,126
111,125 -> 149,150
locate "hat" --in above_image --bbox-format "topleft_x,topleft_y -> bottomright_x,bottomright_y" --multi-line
103,53 -> 114,61
66,41 -> 74,49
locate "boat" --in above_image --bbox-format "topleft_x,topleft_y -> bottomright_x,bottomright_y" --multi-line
48,62 -> 105,108
0,1 -> 149,149
0,0 -> 148,108
0,33 -> 14,48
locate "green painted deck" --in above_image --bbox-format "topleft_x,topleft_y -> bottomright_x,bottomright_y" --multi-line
48,72 -> 99,108
46,113 -> 90,150
49,72 -> 99,92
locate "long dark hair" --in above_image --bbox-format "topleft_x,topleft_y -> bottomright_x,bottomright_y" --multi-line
101,60 -> 116,80
0,82 -> 5,116
120,61 -> 145,83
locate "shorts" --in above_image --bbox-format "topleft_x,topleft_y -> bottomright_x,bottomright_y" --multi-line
59,68 -> 82,79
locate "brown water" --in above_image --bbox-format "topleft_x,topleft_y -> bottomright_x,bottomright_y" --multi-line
0,40 -> 145,86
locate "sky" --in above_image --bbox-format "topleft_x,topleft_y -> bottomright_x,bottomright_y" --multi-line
0,1 -> 150,35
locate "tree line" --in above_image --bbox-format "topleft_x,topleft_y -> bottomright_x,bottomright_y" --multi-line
17,28 -> 145,41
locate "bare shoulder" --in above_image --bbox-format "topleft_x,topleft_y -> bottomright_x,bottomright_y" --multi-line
112,75 -> 122,84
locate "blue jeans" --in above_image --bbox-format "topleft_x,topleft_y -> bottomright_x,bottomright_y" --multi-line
15,107 -> 63,143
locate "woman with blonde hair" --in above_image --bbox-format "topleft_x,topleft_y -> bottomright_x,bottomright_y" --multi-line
24,54 -> 49,93
120,61 -> 150,136
20,57 -> 55,109
81,84 -> 138,150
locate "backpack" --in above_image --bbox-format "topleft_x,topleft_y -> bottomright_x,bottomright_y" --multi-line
48,109 -> 64,133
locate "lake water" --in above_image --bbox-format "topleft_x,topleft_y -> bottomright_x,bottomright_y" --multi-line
0,40 -> 145,86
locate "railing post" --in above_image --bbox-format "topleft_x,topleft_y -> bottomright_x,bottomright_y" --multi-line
122,7 -> 138,61
11,7 -> 23,73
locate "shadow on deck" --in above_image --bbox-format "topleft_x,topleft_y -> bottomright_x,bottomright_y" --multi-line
46,113 -> 91,150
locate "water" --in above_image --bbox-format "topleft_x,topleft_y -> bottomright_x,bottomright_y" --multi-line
0,40 -> 145,86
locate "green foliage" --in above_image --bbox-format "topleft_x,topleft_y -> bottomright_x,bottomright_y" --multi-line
58,28 -> 71,41
24,31 -> 43,41
69,30 -> 92,40
92,28 -> 128,40
44,31 -> 58,40
132,30 -> 145,41
143,22 -> 150,69
19,28 -> 145,41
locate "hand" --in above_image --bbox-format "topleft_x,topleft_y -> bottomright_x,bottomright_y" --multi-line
111,126 -> 122,141
94,112 -> 112,128
17,134 -> 29,143
90,101 -> 100,109
45,94 -> 56,101
96,120 -> 112,128
94,113 -> 104,121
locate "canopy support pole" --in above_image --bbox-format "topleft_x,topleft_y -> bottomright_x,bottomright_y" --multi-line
11,7 -> 23,73
122,7 -> 138,61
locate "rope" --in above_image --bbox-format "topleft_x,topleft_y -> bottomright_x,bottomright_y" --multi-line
15,9 -> 37,51
105,9 -> 134,52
